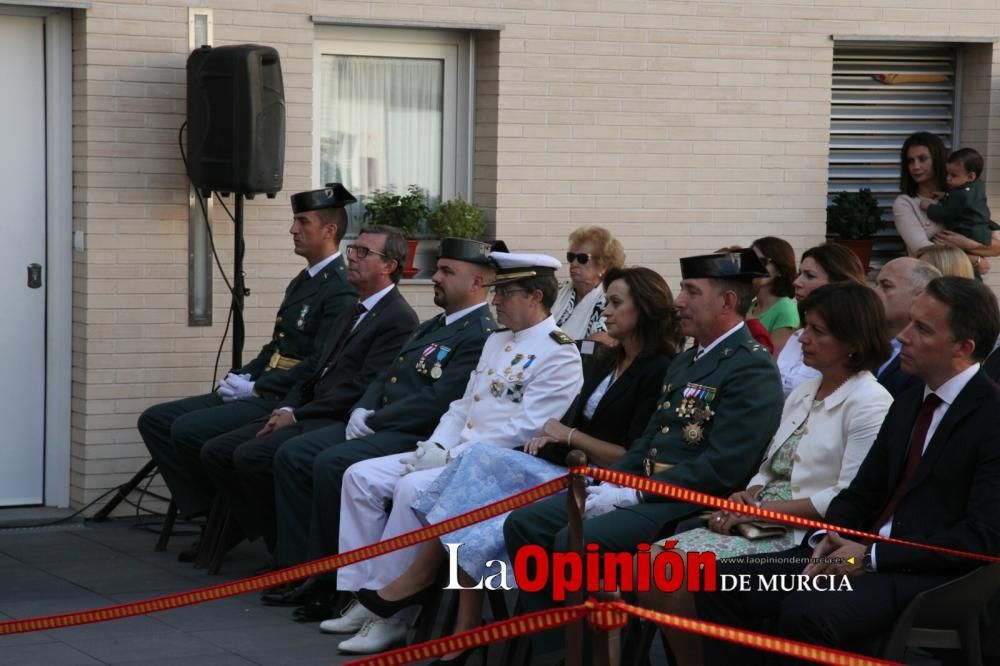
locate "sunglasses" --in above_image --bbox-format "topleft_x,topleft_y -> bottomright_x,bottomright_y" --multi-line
566,252 -> 592,265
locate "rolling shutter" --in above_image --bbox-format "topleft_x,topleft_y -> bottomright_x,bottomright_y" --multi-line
828,43 -> 958,263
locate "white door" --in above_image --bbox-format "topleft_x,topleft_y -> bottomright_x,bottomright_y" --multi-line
0,15 -> 46,506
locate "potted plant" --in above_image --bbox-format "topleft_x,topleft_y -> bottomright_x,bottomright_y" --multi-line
826,187 -> 883,271
363,185 -> 429,278
427,196 -> 485,240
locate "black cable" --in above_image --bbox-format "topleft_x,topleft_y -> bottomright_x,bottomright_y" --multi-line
177,122 -> 244,388
0,486 -> 119,530
177,122 -> 235,297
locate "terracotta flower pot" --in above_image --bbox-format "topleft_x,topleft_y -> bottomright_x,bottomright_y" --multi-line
402,238 -> 420,279
832,238 -> 873,274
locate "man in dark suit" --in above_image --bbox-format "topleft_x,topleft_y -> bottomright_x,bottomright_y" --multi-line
138,184 -> 357,524
695,276 -> 1000,665
198,225 -> 419,553
503,251 -> 784,655
261,238 -> 498,618
873,257 -> 940,397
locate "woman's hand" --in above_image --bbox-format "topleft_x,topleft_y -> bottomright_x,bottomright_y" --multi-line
525,435 -> 557,456
706,510 -> 756,535
728,488 -> 760,507
933,229 -> 980,251
540,418 -> 572,442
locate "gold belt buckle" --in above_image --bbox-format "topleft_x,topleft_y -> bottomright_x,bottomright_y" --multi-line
267,351 -> 301,371
643,458 -> 674,477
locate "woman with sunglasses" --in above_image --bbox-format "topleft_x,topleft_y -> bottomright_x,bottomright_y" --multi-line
552,226 -> 626,341
747,236 -> 799,356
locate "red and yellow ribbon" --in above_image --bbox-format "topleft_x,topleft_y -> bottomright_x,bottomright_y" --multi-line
344,599 -> 900,666
582,466 -> 1000,564
0,476 -> 568,635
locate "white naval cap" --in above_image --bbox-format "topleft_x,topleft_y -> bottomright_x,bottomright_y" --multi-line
486,251 -> 562,286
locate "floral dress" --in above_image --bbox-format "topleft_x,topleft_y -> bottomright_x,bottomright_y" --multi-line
666,402 -> 818,559
411,443 -> 568,580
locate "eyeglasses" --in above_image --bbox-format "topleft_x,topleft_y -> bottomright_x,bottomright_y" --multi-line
566,252 -> 592,265
491,287 -> 530,299
346,244 -> 387,260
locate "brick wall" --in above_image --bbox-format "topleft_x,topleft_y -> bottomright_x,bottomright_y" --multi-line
70,0 -> 1000,507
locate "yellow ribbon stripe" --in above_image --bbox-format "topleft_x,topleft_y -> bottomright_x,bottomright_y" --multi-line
0,476 -> 569,635
344,599 -> 900,666
580,466 -> 1000,564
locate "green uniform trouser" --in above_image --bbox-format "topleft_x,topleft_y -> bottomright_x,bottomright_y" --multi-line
503,495 -> 697,655
272,429 -> 422,572
137,393 -> 276,518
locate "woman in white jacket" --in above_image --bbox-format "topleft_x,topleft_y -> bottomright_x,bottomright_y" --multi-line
642,281 -> 894,666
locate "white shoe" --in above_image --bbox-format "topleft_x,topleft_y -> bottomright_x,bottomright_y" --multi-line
337,617 -> 407,654
319,598 -> 376,634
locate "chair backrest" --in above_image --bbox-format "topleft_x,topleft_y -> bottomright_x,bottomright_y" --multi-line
880,563 -> 1000,660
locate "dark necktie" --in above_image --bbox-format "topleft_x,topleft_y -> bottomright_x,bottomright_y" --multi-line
318,301 -> 367,378
870,393 -> 943,531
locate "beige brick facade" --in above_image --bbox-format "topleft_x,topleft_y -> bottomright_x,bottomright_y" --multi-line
61,0 -> 1000,507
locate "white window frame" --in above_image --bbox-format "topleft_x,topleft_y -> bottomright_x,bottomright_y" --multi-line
312,26 -> 474,212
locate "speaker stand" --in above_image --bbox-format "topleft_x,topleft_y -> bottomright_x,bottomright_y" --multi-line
231,192 -> 246,369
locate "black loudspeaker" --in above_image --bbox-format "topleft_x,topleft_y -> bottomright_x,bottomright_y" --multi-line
186,44 -> 285,196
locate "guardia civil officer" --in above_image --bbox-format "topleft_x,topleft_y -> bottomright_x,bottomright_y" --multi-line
503,250 -> 785,656
261,238 -> 500,617
138,184 -> 357,530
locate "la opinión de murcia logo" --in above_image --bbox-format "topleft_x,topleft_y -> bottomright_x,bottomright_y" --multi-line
443,542 -> 855,600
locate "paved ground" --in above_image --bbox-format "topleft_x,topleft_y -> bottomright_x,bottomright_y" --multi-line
0,516 -> 390,666
0,512 -> 974,666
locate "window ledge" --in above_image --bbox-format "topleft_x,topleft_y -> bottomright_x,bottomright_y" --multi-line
311,15 -> 503,32
832,34 -> 998,43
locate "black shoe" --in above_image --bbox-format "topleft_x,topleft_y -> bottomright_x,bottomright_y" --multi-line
260,577 -> 330,607
429,646 -> 485,665
291,591 -> 342,623
356,586 -> 434,619
177,538 -> 201,563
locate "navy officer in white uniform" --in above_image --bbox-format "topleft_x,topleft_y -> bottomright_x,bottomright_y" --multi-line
332,251 -> 584,654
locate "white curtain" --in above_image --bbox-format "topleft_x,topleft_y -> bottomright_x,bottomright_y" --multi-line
319,54 -> 443,233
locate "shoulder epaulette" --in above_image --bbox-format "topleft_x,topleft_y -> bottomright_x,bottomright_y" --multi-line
550,330 -> 575,345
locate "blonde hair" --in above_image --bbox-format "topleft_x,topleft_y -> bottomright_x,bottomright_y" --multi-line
914,245 -> 976,279
568,226 -> 626,272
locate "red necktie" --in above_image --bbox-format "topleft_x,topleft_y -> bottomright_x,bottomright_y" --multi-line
870,393 -> 942,531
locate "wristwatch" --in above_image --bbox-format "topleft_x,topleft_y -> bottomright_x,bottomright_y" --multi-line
862,545 -> 875,573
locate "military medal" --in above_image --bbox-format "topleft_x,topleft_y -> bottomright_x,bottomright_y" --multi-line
430,346 -> 450,379
416,344 -> 437,375
296,304 -> 310,330
683,422 -> 705,444
490,378 -> 504,398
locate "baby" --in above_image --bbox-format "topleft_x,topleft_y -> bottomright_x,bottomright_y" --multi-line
920,147 -> 992,246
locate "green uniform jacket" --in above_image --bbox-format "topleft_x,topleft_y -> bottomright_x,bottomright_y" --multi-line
353,304 -> 497,437
245,255 -> 357,398
612,324 -> 783,520
926,178 -> 993,245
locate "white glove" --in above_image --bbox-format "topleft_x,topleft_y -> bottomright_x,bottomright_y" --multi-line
346,408 -> 376,440
216,372 -> 254,402
584,483 -> 640,519
399,440 -> 450,474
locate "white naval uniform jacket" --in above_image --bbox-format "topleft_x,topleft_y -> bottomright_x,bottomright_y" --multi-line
431,315 -> 584,456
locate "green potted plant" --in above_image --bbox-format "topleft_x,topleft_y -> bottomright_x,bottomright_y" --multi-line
363,185 -> 429,278
826,187 -> 883,271
427,196 -> 485,240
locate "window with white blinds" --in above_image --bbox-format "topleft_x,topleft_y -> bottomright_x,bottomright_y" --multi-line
828,44 -> 958,262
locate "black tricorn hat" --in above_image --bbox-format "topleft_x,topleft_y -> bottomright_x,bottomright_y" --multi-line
438,238 -> 492,265
680,250 -> 768,281
290,183 -> 357,214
